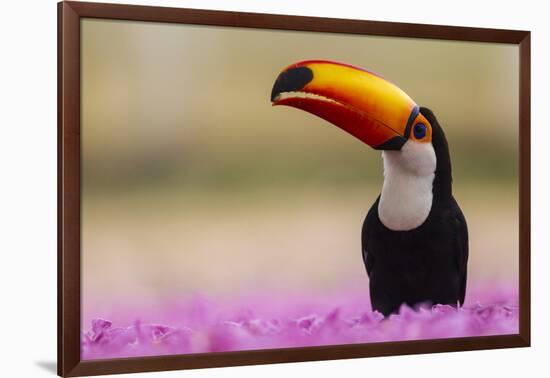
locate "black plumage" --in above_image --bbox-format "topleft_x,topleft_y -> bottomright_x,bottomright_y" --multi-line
362,107 -> 468,317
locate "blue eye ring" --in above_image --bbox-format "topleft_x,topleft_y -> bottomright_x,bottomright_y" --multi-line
413,123 -> 427,139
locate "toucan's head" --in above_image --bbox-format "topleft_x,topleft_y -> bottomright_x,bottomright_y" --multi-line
271,60 -> 442,177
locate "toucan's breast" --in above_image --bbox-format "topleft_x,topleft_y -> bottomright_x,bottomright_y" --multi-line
378,140 -> 437,231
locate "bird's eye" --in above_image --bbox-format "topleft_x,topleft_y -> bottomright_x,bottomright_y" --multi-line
413,123 -> 426,139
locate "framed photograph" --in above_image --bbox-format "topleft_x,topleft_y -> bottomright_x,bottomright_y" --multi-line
58,1 -> 530,376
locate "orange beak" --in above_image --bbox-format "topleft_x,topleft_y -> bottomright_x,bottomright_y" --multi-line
271,60 -> 431,149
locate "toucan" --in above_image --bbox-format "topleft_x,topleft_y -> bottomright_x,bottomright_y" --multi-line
270,60 -> 468,317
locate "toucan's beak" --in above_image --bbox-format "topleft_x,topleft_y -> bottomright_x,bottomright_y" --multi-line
271,60 -> 428,150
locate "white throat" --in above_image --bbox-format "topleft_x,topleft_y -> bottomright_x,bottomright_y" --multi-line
378,140 -> 436,231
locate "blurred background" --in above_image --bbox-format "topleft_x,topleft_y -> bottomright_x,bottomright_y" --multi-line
81,19 -> 518,323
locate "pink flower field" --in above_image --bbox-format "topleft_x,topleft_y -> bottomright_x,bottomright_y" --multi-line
82,284 -> 518,360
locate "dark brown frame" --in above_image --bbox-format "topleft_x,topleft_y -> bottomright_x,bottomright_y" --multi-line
58,1 -> 531,376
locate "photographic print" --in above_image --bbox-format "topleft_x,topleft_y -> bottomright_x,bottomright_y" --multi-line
79,17 -> 520,361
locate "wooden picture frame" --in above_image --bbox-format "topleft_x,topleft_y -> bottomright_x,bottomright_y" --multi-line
58,1 -> 530,376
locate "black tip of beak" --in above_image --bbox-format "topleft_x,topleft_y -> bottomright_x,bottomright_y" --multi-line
271,66 -> 314,102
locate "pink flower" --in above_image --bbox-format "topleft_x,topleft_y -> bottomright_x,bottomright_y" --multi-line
82,285 -> 518,360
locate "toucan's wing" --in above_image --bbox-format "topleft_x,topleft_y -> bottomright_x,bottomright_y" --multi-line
361,198 -> 380,277
452,198 -> 469,305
